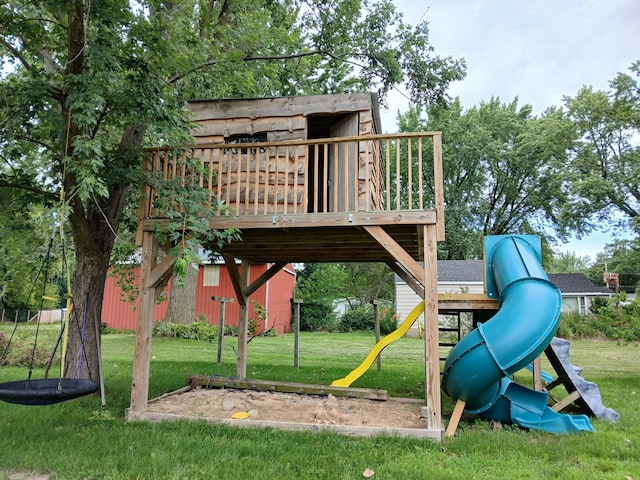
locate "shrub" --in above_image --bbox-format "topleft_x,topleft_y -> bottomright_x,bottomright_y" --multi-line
152,318 -> 218,342
300,300 -> 337,332
379,308 -> 398,335
224,325 -> 239,336
557,296 -> 640,343
339,306 -> 374,332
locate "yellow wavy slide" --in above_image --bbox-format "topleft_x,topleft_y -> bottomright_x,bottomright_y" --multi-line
331,301 -> 425,387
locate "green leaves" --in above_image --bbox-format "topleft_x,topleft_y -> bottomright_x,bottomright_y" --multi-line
398,97 -> 573,259
563,61 -> 640,234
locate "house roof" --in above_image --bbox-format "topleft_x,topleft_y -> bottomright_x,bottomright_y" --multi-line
397,260 -> 612,296
547,273 -> 611,295
437,260 -> 484,282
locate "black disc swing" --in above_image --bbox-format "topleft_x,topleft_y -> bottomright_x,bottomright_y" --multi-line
0,228 -> 99,406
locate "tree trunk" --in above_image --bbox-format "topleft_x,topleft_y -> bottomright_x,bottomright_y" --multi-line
165,264 -> 198,324
63,246 -> 111,381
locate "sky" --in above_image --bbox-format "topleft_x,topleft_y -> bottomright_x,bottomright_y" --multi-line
380,0 -> 639,261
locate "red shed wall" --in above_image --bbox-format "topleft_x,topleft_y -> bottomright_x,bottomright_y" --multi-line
102,263 -> 295,334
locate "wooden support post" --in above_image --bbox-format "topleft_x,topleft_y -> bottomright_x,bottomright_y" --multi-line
236,260 -> 251,379
445,399 -> 466,437
423,224 -> 442,434
532,356 -> 543,391
372,299 -> 382,372
129,231 -> 158,414
212,297 -> 234,365
292,298 -> 303,369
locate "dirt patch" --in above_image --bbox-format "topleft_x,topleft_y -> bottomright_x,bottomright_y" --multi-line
146,387 -> 428,430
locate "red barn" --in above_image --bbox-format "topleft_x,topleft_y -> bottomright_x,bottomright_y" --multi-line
102,262 -> 296,334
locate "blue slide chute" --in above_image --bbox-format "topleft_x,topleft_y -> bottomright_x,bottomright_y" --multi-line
441,235 -> 594,433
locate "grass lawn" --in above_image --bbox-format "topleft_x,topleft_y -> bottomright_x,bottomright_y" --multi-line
0,328 -> 638,479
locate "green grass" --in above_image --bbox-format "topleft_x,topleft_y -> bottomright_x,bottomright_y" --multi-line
0,327 -> 638,479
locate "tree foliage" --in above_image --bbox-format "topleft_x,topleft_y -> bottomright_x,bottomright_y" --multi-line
0,190 -> 61,312
398,98 -> 574,259
546,251 -> 592,274
0,0 -> 465,379
563,60 -> 640,235
587,238 -> 640,294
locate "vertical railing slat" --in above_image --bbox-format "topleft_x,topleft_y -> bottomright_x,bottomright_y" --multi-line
283,146 -> 289,215
323,143 -> 329,213
353,141 -> 359,212
331,143 -> 339,212
245,148 -> 251,215
433,133 -> 445,241
313,144 -> 319,213
234,148 -> 241,214
407,138 -> 412,210
293,146 -> 300,213
263,147 -> 270,215
364,141 -> 370,212
253,148 -> 260,216
395,140 -> 401,210
418,137 -> 423,210
207,148 -> 214,204
385,139 -> 391,211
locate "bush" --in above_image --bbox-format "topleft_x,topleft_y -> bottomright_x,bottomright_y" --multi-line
153,318 -> 218,342
339,306 -> 374,332
224,325 -> 239,336
557,296 -> 640,343
379,308 -> 398,335
300,300 -> 337,332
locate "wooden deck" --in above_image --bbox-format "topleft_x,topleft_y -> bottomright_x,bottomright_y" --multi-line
139,210 -> 435,263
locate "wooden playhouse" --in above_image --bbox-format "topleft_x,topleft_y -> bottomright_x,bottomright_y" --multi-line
129,93 -> 449,439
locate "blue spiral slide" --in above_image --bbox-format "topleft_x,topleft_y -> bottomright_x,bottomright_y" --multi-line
441,235 -> 595,433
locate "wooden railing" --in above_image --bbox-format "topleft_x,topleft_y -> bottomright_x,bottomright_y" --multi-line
140,132 -> 443,227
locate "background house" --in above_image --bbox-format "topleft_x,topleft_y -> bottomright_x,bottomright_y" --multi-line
395,260 -> 612,336
103,261 -> 296,334
547,273 -> 612,315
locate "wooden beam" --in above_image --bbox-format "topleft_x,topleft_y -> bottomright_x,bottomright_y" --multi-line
387,261 -> 424,299
147,254 -> 177,290
551,390 -> 581,412
365,226 -> 425,286
186,376 -> 388,401
437,293 -> 499,311
245,261 -> 287,297
140,210 -> 437,232
129,231 -> 156,414
423,224 -> 442,434
445,399 -> 466,437
223,254 -> 246,307
533,356 -> 543,391
236,260 -> 251,379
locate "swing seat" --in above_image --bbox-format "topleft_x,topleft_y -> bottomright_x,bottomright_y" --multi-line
0,378 -> 99,406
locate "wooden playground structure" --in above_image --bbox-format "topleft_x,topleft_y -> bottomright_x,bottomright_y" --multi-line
127,93 -> 498,440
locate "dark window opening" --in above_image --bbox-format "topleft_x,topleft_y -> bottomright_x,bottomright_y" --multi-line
224,133 -> 268,154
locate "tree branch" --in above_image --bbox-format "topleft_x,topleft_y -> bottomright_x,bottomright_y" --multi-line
0,38 -> 31,70
168,49 -> 326,85
0,180 -> 59,201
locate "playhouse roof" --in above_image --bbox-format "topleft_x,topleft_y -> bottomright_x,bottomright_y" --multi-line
186,92 -> 382,132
